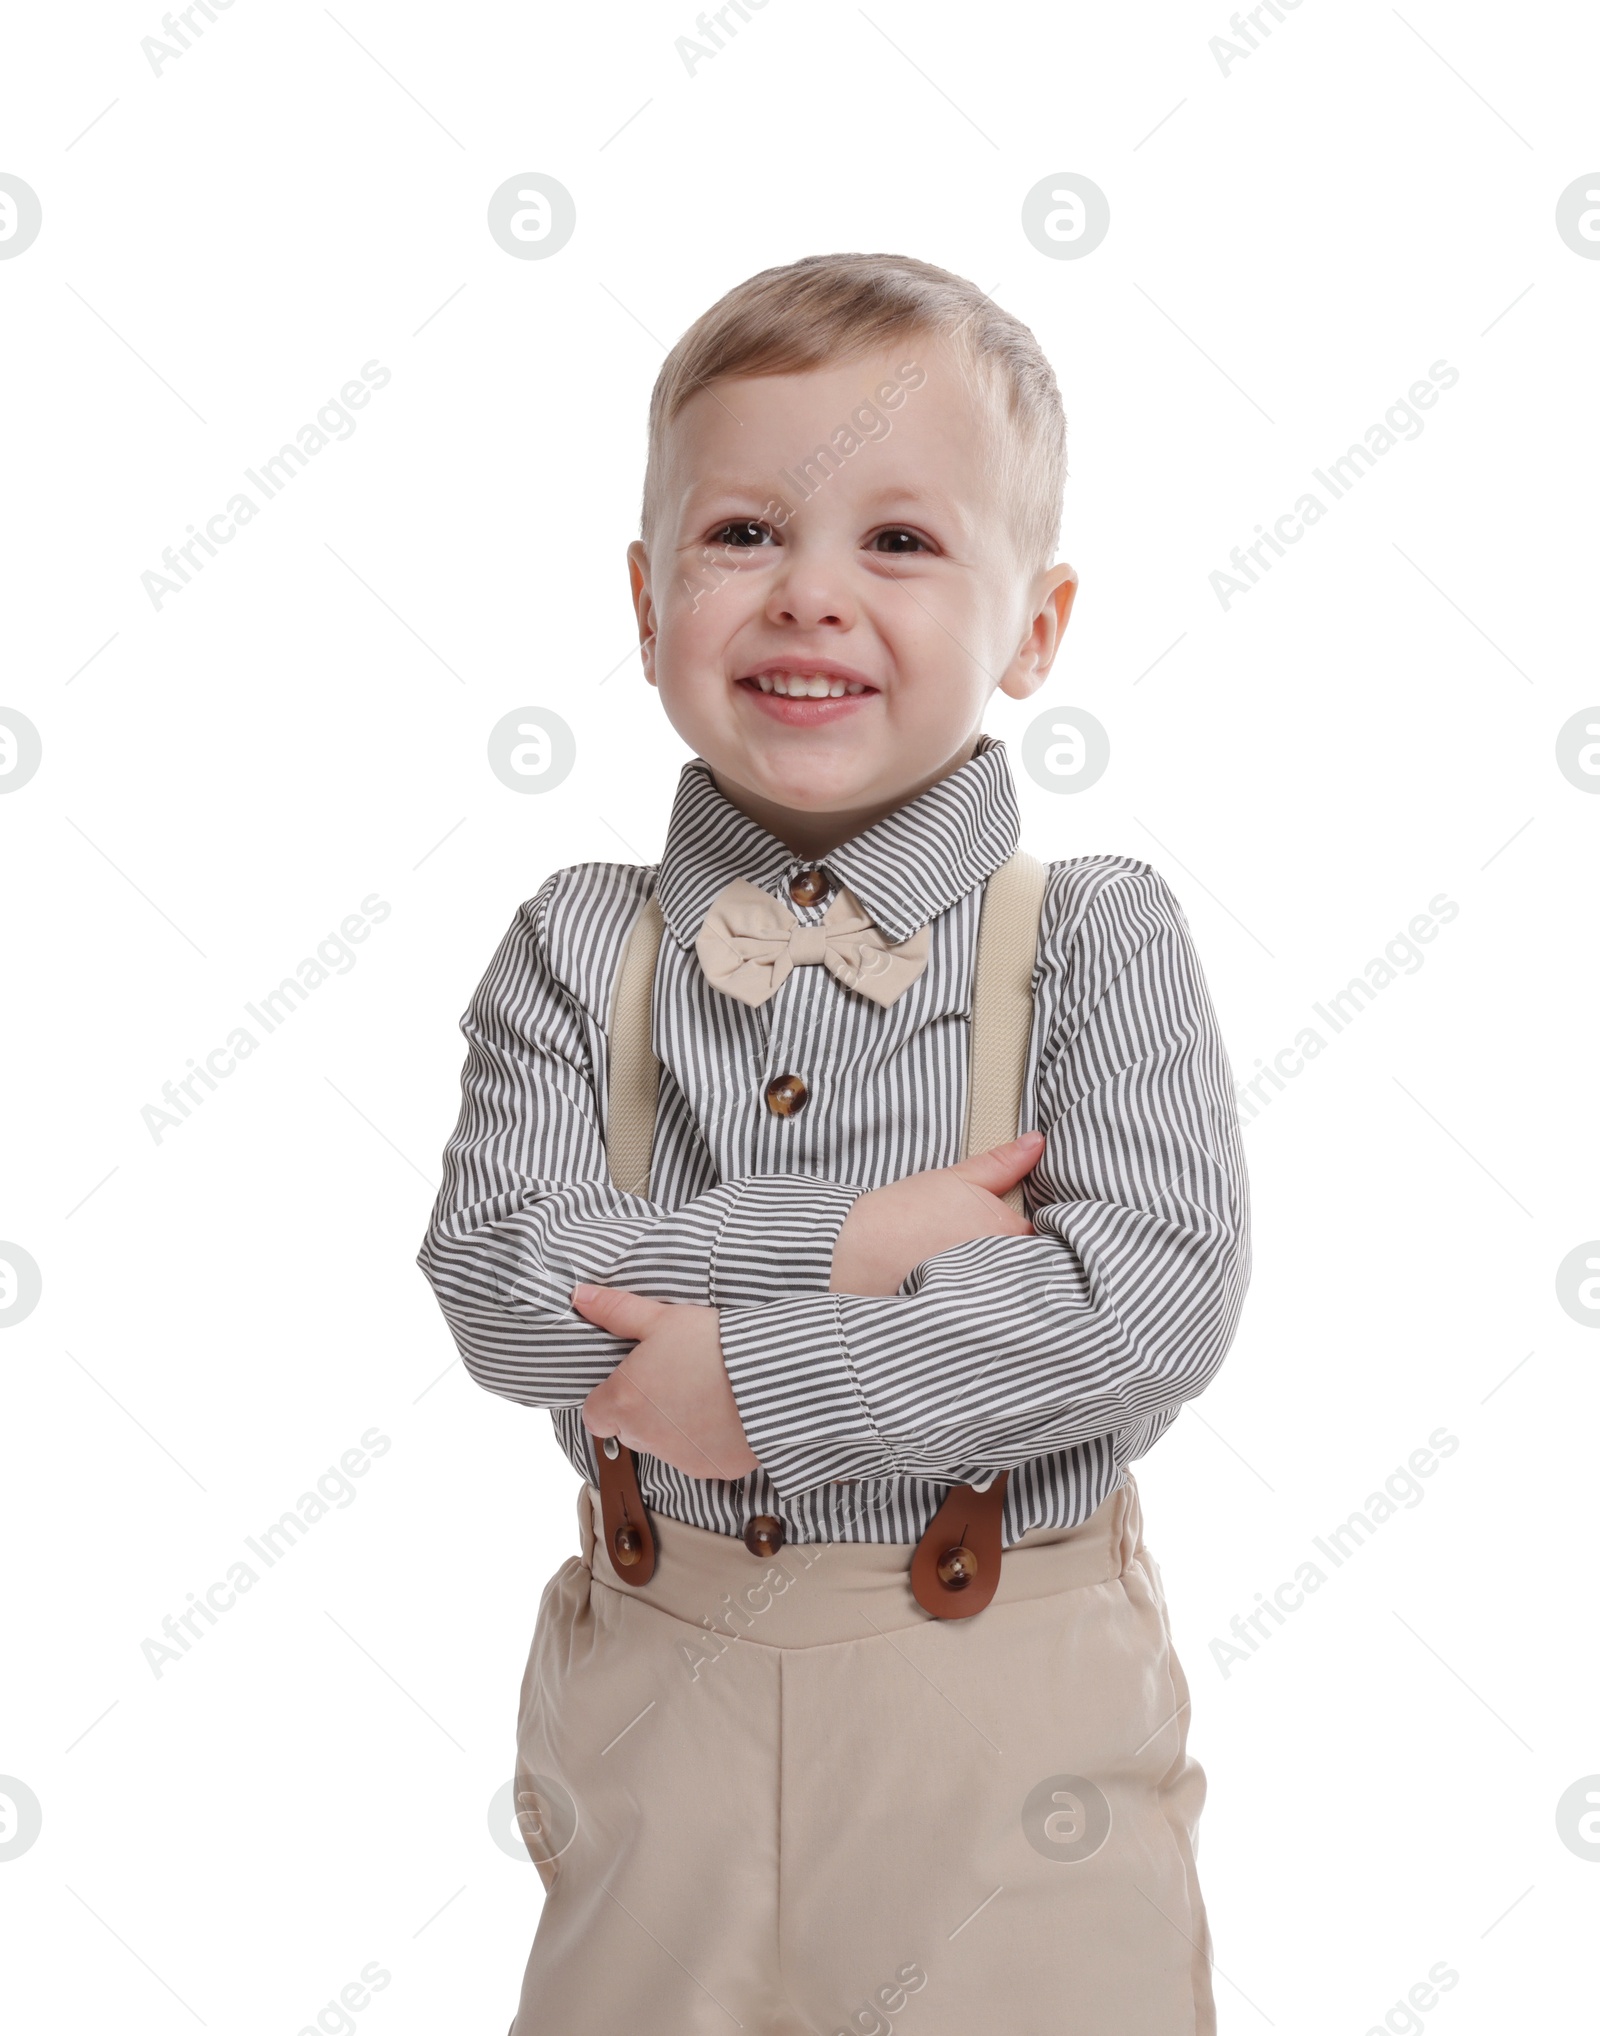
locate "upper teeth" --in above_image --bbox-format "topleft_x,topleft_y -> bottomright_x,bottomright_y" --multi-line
752,672 -> 871,697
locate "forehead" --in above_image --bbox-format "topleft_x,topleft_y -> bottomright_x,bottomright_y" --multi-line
659,340 -> 1001,504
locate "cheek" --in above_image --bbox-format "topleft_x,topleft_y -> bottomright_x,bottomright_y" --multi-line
653,568 -> 766,689
671,560 -> 765,636
872,569 -> 1014,676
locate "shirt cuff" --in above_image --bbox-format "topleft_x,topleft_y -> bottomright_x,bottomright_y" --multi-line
717,1290 -> 898,1498
708,1173 -> 866,1309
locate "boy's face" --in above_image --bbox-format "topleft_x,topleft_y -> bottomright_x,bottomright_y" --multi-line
628,339 -> 1077,845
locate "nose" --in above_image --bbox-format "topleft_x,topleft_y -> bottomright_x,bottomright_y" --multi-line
763,540 -> 855,631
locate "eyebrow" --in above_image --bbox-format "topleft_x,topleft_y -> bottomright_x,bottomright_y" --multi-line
851,483 -> 964,517
680,475 -> 769,497
681,477 -> 971,524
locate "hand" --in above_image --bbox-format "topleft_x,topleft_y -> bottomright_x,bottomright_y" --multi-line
829,1130 -> 1045,1296
572,1284 -> 759,1482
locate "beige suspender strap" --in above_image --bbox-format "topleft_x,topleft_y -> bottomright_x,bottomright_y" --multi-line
910,848 -> 1047,1617
604,889 -> 665,1201
603,853 -> 1049,1202
962,848 -> 1049,1210
596,887 -> 667,1585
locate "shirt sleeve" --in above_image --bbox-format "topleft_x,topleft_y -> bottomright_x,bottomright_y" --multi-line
415,873 -> 866,1409
716,861 -> 1252,1498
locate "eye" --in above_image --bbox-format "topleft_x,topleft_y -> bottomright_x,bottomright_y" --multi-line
708,518 -> 776,548
868,527 -> 933,554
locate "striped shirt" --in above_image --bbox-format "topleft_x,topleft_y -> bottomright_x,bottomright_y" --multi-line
416,733 -> 1251,1547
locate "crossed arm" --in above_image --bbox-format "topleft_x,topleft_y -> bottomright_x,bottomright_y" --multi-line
417,862 -> 1251,1500
574,1131 -> 1047,1480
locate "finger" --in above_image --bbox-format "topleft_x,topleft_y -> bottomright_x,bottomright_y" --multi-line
581,1379 -> 648,1455
978,1187 -> 1039,1238
947,1130 -> 1045,1193
583,1370 -> 743,1481
986,1192 -> 1041,1239
580,1378 -> 618,1437
570,1282 -> 664,1340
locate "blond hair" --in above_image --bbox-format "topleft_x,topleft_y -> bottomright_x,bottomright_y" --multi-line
640,253 -> 1067,573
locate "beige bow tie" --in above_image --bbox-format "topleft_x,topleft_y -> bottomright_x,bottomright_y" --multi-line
695,876 -> 931,1008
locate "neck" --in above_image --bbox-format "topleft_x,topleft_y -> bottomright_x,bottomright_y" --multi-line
711,736 -> 983,860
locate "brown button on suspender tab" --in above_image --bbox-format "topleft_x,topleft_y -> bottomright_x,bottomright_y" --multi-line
910,1470 -> 1010,1619
596,1448 -> 1009,1618
594,1436 -> 656,1585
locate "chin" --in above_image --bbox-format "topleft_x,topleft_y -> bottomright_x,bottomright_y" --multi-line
723,756 -> 873,823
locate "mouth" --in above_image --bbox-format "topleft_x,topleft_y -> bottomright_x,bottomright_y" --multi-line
735,662 -> 880,724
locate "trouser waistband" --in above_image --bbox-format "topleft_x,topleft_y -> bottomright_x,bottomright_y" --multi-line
575,1473 -> 1142,1649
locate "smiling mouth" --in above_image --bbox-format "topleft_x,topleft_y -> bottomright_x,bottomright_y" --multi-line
737,671 -> 879,698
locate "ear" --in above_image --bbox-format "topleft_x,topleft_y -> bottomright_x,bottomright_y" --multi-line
997,563 -> 1078,702
627,540 -> 659,688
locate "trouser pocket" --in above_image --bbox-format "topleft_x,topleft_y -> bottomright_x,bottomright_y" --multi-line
512,1557 -> 589,1893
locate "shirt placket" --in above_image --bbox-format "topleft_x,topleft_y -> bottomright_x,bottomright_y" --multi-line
755,861 -> 836,1155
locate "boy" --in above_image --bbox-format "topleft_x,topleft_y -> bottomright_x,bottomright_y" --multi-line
418,252 -> 1250,2034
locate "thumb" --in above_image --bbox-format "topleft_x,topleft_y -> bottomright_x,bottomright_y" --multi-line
570,1282 -> 664,1341
948,1129 -> 1045,1194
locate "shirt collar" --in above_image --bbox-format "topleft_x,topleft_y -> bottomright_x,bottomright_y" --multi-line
654,732 -> 1021,949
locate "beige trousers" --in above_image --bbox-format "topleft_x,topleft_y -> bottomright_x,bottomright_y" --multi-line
509,1473 -> 1215,2036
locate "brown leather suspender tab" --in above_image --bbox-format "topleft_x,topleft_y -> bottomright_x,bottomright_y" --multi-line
910,1469 -> 1010,1619
594,1435 -> 656,1585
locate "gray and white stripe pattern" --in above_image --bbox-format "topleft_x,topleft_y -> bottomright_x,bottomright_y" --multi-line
416,734 -> 1251,1547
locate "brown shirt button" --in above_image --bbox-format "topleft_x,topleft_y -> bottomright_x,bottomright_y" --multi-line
789,868 -> 829,907
744,1514 -> 785,1558
764,1072 -> 808,1116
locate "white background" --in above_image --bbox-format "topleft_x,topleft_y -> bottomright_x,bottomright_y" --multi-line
2,0 -> 1597,2030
